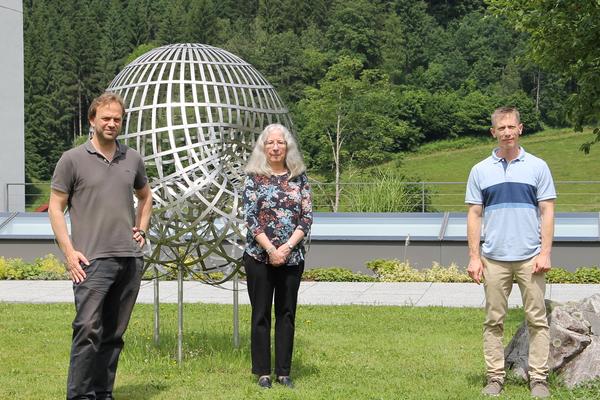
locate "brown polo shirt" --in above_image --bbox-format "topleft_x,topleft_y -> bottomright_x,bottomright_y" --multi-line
51,140 -> 148,261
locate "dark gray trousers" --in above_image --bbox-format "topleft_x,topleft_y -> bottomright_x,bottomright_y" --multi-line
244,253 -> 304,377
66,257 -> 143,400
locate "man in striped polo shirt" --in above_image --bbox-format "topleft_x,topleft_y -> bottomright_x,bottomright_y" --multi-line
466,107 -> 556,398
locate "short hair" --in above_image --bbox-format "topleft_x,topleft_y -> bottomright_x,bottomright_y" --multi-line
88,92 -> 125,120
244,123 -> 306,178
491,106 -> 520,127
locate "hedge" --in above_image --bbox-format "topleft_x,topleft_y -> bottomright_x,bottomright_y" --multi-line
1,255 -> 599,283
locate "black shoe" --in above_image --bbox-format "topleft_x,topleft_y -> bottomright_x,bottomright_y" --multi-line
276,376 -> 294,388
258,376 -> 272,389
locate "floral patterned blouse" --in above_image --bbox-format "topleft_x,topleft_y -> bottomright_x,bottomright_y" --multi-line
243,172 -> 313,265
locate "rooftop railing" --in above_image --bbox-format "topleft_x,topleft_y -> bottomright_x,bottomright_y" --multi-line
6,180 -> 600,213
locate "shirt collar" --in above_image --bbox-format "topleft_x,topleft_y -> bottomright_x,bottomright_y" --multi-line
84,139 -> 125,157
492,146 -> 525,163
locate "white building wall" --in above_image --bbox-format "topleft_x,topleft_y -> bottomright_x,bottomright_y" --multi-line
0,0 -> 25,211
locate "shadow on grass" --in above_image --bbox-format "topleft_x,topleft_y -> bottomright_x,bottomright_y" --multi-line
466,372 -> 486,387
292,337 -> 322,380
114,382 -> 169,399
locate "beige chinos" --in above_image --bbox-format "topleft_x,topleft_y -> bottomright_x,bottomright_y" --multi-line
482,256 -> 549,381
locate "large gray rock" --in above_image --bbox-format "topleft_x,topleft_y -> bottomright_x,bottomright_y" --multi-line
505,294 -> 600,388
559,337 -> 600,387
548,306 -> 591,369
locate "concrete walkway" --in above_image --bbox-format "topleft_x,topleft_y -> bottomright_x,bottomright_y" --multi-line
1,280 -> 598,307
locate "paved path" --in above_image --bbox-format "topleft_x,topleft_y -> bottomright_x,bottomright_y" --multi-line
1,280 -> 598,307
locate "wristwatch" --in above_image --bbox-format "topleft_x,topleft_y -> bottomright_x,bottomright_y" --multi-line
286,241 -> 294,250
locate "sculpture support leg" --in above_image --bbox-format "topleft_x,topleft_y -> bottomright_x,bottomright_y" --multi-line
153,265 -> 160,347
233,272 -> 240,349
177,263 -> 184,364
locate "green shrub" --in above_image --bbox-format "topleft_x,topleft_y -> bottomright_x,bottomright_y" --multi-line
4,258 -> 33,280
1,255 -> 598,284
192,270 -> 226,282
422,262 -> 471,283
573,267 -> 600,283
303,267 -> 377,282
546,267 -> 575,283
32,254 -> 68,280
545,266 -> 600,284
368,259 -> 474,283
0,255 -> 67,280
0,257 -> 7,279
366,259 -> 424,282
142,264 -> 228,282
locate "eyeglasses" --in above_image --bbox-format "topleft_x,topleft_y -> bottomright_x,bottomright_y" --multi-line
265,140 -> 287,147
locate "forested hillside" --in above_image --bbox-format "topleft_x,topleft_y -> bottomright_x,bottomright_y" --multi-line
23,0 -> 575,183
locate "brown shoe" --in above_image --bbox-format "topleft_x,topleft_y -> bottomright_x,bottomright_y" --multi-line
482,378 -> 503,396
530,379 -> 550,398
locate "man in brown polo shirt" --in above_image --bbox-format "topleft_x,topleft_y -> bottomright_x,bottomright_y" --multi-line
49,92 -> 152,400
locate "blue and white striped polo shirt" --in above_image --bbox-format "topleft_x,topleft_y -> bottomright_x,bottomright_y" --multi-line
465,147 -> 556,261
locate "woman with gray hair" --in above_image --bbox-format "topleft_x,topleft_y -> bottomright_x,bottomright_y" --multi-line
242,123 -> 313,389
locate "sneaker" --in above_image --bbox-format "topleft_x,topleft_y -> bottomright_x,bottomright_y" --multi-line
530,379 -> 550,398
482,378 -> 503,396
257,375 -> 271,389
276,376 -> 294,388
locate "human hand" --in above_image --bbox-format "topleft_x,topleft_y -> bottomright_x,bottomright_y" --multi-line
132,227 -> 146,248
277,243 -> 292,259
533,253 -> 551,274
269,248 -> 287,267
66,250 -> 89,283
467,256 -> 484,284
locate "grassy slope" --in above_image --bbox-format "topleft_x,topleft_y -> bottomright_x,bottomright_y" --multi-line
398,128 -> 598,181
26,179 -> 51,211
387,128 -> 600,211
1,303 -> 599,399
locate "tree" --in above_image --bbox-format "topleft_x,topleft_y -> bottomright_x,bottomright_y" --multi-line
297,57 -> 415,211
97,0 -> 134,91
298,57 -> 363,211
392,0 -> 443,78
257,0 -> 329,34
24,0 -> 77,181
427,0 -> 485,26
186,0 -> 219,44
487,0 -> 600,152
157,0 -> 189,45
325,0 -> 382,67
126,0 -> 162,46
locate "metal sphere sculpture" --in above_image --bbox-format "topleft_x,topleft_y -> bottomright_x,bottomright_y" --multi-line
107,43 -> 293,282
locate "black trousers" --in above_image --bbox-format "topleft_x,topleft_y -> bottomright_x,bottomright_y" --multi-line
67,257 -> 143,400
244,253 -> 304,377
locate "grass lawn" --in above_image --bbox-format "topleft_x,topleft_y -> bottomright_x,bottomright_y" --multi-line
1,303 -> 598,399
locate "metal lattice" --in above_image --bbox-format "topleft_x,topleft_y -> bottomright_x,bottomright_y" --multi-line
107,43 -> 293,282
